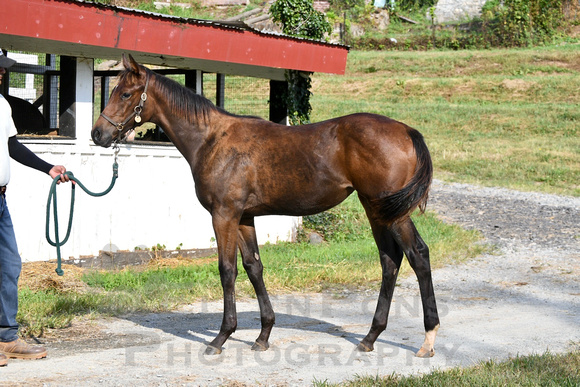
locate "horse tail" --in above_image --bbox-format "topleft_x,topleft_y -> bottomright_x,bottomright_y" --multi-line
369,127 -> 433,224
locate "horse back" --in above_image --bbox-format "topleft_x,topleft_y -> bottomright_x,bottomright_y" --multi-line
196,112 -> 426,217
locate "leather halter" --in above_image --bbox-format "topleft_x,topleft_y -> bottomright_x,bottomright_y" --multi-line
99,73 -> 150,136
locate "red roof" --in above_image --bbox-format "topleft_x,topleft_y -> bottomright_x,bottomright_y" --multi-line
0,0 -> 349,80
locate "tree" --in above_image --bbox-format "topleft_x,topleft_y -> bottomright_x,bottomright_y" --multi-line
270,0 -> 331,40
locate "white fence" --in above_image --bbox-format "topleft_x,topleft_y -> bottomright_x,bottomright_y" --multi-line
10,141 -> 300,263
8,58 -> 299,263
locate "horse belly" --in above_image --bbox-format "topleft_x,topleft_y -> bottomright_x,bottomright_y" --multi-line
249,180 -> 353,217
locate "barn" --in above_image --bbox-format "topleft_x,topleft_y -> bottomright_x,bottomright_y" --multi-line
0,0 -> 349,265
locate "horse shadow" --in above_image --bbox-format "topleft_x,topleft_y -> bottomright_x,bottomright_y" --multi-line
124,309 -> 419,354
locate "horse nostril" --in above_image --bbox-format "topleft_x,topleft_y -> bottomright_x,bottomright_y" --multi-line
92,128 -> 101,142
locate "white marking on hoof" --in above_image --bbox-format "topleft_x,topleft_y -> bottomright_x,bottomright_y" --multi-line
415,346 -> 435,358
415,324 -> 439,358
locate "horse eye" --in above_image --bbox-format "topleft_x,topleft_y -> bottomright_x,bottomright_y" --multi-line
121,93 -> 131,100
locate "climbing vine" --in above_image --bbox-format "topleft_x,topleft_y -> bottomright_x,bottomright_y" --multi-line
270,0 -> 332,125
284,70 -> 313,126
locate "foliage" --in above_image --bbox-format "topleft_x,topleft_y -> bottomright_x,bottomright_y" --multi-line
328,0 -> 372,23
474,0 -> 565,47
298,195 -> 371,243
328,0 -> 379,46
270,0 -> 332,125
284,70 -> 313,125
330,0 -> 436,14
350,0 -> 570,50
270,0 -> 331,40
395,0 -> 437,12
330,0 -> 366,12
92,0 -> 250,21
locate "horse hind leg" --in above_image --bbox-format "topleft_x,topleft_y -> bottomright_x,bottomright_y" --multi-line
390,216 -> 440,358
238,218 -> 275,351
357,200 -> 404,352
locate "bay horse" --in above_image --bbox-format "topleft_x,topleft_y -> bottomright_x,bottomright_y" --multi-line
92,54 -> 440,358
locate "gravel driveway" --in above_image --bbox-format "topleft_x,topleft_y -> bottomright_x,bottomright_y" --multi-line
3,180 -> 579,386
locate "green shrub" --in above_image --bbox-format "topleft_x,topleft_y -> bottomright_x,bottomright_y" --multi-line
351,0 -> 570,50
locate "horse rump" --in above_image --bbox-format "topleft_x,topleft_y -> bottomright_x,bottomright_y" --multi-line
368,128 -> 433,225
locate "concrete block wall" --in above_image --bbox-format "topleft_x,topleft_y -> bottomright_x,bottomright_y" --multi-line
429,0 -> 489,23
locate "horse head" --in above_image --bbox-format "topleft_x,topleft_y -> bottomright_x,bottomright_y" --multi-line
92,54 -> 151,147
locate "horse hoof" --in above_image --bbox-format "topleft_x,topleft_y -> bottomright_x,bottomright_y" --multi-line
205,345 -> 222,355
357,342 -> 373,352
251,341 -> 269,351
415,347 -> 435,358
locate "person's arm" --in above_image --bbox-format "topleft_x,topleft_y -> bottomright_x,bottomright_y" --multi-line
8,136 -> 53,173
8,136 -> 70,183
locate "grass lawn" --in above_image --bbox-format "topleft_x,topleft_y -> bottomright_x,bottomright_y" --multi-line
311,45 -> 580,196
315,350 -> 580,386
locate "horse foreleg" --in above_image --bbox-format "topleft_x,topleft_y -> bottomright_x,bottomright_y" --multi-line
206,214 -> 240,355
357,218 -> 404,352
238,218 -> 275,351
390,217 -> 440,358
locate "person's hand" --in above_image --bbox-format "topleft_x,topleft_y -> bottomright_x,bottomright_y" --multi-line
49,165 -> 71,184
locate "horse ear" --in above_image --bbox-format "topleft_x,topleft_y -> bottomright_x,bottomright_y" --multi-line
122,53 -> 140,75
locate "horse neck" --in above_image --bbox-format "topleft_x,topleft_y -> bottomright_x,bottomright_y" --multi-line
146,75 -> 221,162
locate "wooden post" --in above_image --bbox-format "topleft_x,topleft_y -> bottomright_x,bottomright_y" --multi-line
185,70 -> 203,95
58,56 -> 76,137
269,80 -> 288,125
216,73 -> 225,109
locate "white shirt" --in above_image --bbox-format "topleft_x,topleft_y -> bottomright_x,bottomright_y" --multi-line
0,94 -> 18,186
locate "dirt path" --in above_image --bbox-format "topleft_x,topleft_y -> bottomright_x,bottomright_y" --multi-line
3,181 -> 579,386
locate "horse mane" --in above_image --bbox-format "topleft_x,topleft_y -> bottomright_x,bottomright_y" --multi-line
120,67 -> 264,125
150,69 -> 218,124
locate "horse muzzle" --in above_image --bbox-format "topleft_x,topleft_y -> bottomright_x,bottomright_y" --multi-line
91,126 -> 114,148
92,125 -> 136,147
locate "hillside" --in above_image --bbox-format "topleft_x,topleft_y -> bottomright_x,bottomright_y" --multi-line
107,0 -> 579,49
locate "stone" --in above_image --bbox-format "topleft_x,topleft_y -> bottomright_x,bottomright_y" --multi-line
428,0 -> 488,24
308,232 -> 325,245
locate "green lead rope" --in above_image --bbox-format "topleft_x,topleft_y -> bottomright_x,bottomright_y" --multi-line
46,152 -> 119,276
